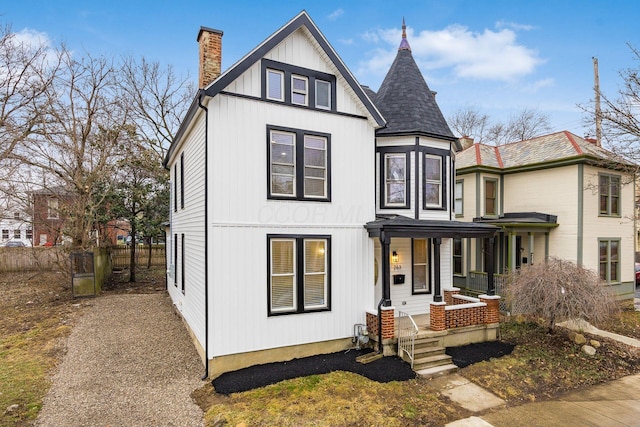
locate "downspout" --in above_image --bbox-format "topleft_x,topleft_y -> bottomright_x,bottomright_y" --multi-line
198,90 -> 210,380
378,231 -> 391,353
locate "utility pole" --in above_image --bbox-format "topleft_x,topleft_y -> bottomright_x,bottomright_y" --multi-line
593,57 -> 602,147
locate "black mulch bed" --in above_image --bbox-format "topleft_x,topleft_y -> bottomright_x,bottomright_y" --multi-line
212,341 -> 516,395
212,349 -> 415,395
446,341 -> 515,368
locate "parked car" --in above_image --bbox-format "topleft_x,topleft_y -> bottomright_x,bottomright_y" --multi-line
3,240 -> 26,247
635,263 -> 640,287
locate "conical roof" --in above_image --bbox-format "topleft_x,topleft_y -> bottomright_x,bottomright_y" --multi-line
372,21 -> 454,140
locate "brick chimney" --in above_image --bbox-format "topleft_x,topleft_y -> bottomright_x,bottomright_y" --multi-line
459,135 -> 475,150
197,26 -> 223,89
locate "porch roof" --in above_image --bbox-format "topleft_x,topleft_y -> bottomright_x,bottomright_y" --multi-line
365,215 -> 499,239
472,212 -> 559,231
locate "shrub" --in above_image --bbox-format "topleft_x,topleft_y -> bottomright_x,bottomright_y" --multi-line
505,257 -> 619,332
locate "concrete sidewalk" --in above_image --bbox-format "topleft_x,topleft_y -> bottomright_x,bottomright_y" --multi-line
468,373 -> 640,427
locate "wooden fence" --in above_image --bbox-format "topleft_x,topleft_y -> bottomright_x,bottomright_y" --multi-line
0,245 -> 166,273
0,247 -> 65,272
110,245 -> 166,269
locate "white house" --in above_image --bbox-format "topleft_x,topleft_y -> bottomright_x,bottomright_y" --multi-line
164,11 -> 498,379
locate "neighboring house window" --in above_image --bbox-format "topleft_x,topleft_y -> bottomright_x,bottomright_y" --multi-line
266,68 -> 284,101
424,154 -> 442,208
181,233 -> 185,294
291,75 -> 308,106
383,153 -> 408,207
47,198 -> 59,219
262,60 -> 336,111
599,238 -> 620,283
13,230 -> 20,239
180,153 -> 185,209
315,80 -> 331,110
599,174 -> 620,216
1,230 -> 8,239
174,233 -> 178,287
173,164 -> 178,213
412,238 -> 431,294
268,235 -> 330,315
453,238 -> 463,275
455,180 -> 464,216
26,229 -> 32,240
484,179 -> 497,216
267,126 -> 330,201
13,212 -> 20,219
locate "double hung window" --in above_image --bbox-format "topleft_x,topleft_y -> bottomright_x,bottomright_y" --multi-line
268,235 -> 330,315
268,127 -> 329,201
384,153 -> 408,207
455,180 -> 464,216
599,174 -> 620,216
599,239 -> 620,283
484,179 -> 497,216
424,154 -> 442,208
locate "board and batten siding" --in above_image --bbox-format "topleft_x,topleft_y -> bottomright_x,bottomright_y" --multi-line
166,112 -> 207,350
224,27 -> 365,118
203,87 -> 377,356
208,226 -> 373,357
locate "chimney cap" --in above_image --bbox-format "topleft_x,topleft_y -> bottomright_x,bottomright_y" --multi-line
197,26 -> 223,41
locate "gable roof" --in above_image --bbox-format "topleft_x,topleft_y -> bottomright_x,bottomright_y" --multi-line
164,11 -> 385,167
369,23 -> 455,142
456,131 -> 634,172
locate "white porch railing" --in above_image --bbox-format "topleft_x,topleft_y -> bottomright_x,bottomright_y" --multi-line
397,311 -> 418,368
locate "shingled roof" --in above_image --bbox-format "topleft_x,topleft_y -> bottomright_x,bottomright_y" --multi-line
369,20 -> 455,141
456,131 -> 633,171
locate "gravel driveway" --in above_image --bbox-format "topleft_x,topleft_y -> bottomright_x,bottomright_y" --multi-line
36,293 -> 205,427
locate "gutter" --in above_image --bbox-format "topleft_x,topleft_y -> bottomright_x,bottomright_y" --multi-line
197,90 -> 210,380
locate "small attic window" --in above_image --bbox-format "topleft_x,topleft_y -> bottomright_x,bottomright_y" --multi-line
267,69 -> 284,101
315,80 -> 331,109
292,75 -> 308,106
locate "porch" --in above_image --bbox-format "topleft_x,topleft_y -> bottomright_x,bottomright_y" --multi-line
364,289 -> 501,377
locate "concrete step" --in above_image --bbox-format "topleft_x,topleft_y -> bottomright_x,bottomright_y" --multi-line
413,345 -> 446,358
413,337 -> 442,350
413,353 -> 453,371
356,352 -> 383,364
415,363 -> 459,379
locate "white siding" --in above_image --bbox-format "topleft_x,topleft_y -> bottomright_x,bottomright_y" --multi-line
205,89 -> 376,356
166,113 -> 207,350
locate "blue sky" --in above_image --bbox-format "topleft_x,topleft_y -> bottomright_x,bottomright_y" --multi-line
3,1 -> 639,139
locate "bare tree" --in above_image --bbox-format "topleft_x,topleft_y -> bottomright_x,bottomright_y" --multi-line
12,46 -> 130,249
505,257 -> 619,332
117,56 -> 193,161
0,24 -> 59,165
448,106 -> 551,146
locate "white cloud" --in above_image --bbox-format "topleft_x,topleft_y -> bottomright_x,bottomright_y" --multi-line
339,38 -> 354,45
357,23 -> 545,83
495,20 -> 536,31
327,8 -> 344,21
12,28 -> 52,49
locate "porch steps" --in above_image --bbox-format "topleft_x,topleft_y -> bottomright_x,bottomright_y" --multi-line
403,336 -> 458,378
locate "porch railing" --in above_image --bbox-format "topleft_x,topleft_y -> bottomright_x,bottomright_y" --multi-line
467,271 -> 508,296
397,311 -> 418,368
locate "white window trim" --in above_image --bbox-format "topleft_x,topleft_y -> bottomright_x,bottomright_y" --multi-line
303,135 -> 327,199
270,238 -> 297,313
266,69 -> 284,102
424,154 -> 442,208
455,180 -> 464,216
270,130 -> 297,198
303,239 -> 328,310
384,153 -> 407,207
291,74 -> 308,106
315,79 -> 331,110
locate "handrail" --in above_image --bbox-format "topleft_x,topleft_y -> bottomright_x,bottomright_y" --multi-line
397,311 -> 418,368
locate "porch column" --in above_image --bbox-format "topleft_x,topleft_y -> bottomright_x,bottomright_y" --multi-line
379,232 -> 391,306
433,237 -> 442,302
528,232 -> 535,265
487,236 -> 495,296
510,232 -> 517,273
